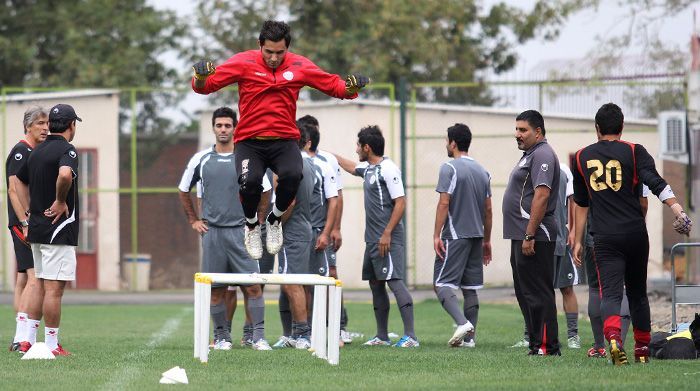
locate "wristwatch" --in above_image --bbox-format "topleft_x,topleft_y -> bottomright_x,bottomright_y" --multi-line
20,220 -> 29,227
524,234 -> 535,241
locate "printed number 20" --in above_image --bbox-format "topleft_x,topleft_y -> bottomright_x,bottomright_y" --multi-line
587,159 -> 622,191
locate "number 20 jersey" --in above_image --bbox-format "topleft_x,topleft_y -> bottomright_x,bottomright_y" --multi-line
572,140 -> 669,236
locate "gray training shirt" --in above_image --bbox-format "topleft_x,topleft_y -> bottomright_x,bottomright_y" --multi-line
308,153 -> 338,229
554,164 -> 574,256
178,147 -> 271,227
354,157 -> 405,245
435,156 -> 491,239
502,140 -> 560,241
283,155 -> 315,242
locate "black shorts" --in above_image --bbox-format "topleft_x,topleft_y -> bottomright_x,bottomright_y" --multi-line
10,226 -> 33,272
234,139 -> 303,195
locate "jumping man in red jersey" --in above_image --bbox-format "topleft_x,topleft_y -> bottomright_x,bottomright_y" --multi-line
192,20 -> 369,260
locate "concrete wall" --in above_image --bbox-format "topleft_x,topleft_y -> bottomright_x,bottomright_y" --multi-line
199,100 -> 662,289
2,91 -> 120,290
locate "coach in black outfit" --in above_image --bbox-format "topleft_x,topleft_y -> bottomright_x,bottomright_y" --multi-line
503,110 -> 561,356
17,103 -> 81,356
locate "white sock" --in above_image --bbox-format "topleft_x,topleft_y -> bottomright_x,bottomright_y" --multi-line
14,312 -> 28,343
246,215 -> 258,225
28,319 -> 40,345
45,327 -> 59,350
272,205 -> 285,218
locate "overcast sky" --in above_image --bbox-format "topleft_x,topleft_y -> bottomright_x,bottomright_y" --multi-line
150,0 -> 697,77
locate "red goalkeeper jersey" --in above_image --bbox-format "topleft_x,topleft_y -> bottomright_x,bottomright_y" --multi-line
192,50 -> 356,143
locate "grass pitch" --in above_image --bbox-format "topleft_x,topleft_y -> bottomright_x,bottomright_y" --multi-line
1,300 -> 698,390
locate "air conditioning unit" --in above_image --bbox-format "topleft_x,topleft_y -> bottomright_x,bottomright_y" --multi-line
658,111 -> 687,162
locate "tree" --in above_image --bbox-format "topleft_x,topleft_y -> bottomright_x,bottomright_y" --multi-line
0,0 -> 184,88
186,0 -> 586,104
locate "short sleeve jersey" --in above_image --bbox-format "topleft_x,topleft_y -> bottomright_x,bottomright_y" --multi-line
308,153 -> 338,229
5,140 -> 33,227
354,158 -> 405,244
435,156 -> 491,239
17,135 -> 80,245
554,164 -> 574,256
316,149 -> 344,190
284,157 -> 315,241
573,140 -> 669,236
502,140 -> 560,241
178,146 -> 271,227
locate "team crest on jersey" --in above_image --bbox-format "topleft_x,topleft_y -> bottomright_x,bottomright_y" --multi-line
518,158 -> 527,167
330,176 -> 336,183
541,163 -> 548,172
14,153 -> 22,161
392,177 -> 399,184
369,175 -> 377,184
69,150 -> 77,158
283,71 -> 294,81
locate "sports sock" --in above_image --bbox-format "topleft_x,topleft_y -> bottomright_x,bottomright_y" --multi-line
588,287 -> 605,349
279,291 -> 292,337
45,327 -> 59,350
566,312 -> 578,339
388,280 -> 416,339
340,303 -> 348,330
28,319 -> 40,345
14,312 -> 28,343
462,289 -> 479,335
246,215 -> 258,227
369,281 -> 390,340
292,321 -> 311,340
267,205 -> 285,224
620,294 -> 631,346
243,323 -> 252,342
437,287 -> 467,325
226,319 -> 232,335
248,296 -> 265,342
210,302 -> 230,341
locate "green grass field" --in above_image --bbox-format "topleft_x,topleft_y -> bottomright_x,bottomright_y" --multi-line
1,300 -> 699,390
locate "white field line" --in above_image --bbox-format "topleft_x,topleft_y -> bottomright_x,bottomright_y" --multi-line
100,307 -> 192,390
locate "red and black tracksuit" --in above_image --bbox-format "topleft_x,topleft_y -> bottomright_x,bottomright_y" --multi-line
573,140 -> 670,353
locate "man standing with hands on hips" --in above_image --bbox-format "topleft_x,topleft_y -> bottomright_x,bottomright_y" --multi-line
17,104 -> 82,356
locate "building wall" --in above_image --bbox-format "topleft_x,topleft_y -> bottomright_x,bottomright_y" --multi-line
2,92 -> 120,290
199,101 -> 663,288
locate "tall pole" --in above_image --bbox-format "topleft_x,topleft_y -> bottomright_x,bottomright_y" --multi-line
398,77 -> 409,285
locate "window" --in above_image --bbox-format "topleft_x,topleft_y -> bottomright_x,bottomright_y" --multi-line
77,149 -> 97,253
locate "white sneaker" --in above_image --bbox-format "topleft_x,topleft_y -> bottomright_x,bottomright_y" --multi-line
244,224 -> 263,260
266,219 -> 283,255
272,336 -> 296,348
448,321 -> 474,347
452,339 -> 476,348
252,339 -> 272,351
340,330 -> 353,344
295,337 -> 311,350
213,339 -> 232,350
567,335 -> 581,349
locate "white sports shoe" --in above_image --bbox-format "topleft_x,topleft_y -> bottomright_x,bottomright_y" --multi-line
448,321 -> 474,347
340,330 -> 353,344
213,339 -> 232,350
295,337 -> 311,350
266,219 -> 283,255
452,339 -> 476,348
252,339 -> 272,351
272,336 -> 296,349
567,335 -> 581,349
244,224 -> 263,260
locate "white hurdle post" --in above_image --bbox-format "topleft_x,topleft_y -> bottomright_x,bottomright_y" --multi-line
193,273 -> 341,365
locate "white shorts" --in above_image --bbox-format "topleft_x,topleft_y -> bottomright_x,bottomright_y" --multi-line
31,244 -> 77,281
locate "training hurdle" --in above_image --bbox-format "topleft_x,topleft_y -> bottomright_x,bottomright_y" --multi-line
193,273 -> 343,365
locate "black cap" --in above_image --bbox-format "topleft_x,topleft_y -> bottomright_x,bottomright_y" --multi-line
49,104 -> 82,123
